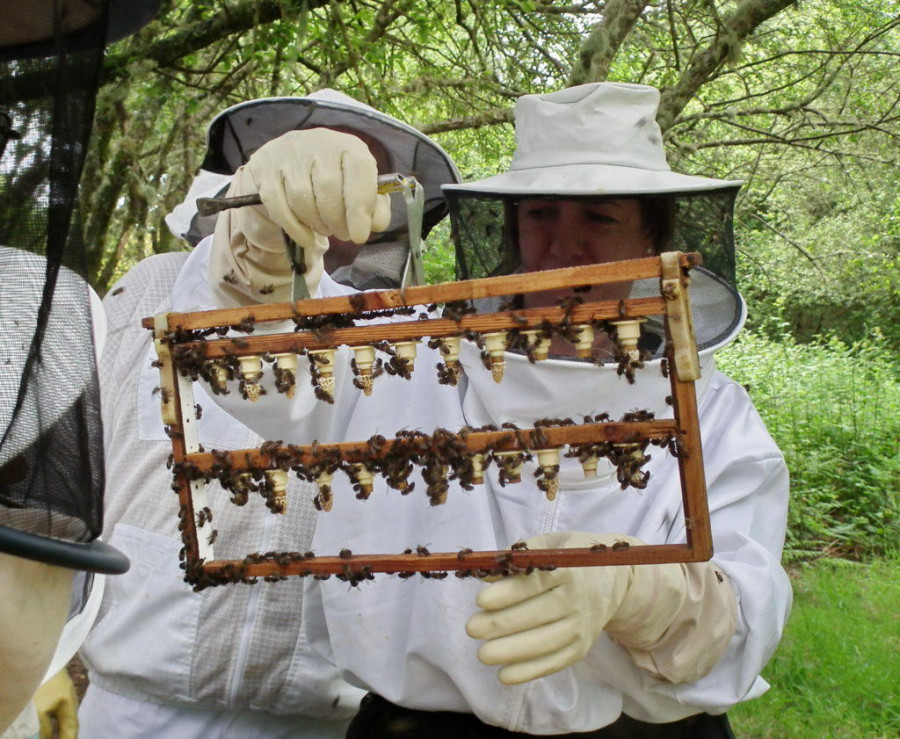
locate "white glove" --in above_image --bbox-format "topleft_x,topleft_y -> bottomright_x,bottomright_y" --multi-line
465,532 -> 736,686
209,128 -> 392,306
34,668 -> 79,739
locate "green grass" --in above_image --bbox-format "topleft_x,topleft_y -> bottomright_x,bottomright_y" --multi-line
729,557 -> 900,738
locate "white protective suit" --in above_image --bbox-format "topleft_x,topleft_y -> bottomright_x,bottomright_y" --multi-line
0,246 -> 108,738
179,236 -> 793,735
77,251 -> 364,739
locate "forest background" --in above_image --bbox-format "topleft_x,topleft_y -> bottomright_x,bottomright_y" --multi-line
75,0 -> 900,559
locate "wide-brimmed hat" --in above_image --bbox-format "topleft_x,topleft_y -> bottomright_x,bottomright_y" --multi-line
443,82 -> 741,197
443,83 -> 747,360
200,89 -> 460,237
169,90 -> 461,255
0,0 -> 161,60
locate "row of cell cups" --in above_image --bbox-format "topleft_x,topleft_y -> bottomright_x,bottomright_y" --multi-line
217,440 -> 651,518
211,318 -> 647,401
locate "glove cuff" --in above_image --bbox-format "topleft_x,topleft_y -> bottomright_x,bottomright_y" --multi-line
608,561 -> 737,683
606,560 -> 686,648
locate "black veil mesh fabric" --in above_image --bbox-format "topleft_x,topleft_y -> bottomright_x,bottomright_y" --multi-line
446,189 -> 743,359
0,12 -> 107,557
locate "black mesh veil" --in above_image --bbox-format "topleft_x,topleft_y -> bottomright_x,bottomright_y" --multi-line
0,0 -> 155,573
446,188 -> 744,359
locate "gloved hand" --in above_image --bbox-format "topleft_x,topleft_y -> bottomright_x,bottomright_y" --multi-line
33,668 -> 78,739
466,532 -> 736,686
209,128 -> 392,306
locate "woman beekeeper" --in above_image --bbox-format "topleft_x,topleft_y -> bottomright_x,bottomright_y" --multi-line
197,82 -> 791,738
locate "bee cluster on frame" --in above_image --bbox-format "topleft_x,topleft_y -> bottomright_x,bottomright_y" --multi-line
145,252 -> 713,590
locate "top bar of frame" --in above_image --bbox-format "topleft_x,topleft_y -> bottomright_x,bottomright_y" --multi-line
144,252 -> 702,334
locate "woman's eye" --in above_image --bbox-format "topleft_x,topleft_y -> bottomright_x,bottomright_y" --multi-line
524,207 -> 554,220
585,211 -> 616,224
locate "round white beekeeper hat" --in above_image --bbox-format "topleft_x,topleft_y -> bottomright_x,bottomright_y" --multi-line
443,82 -> 742,197
167,90 -> 460,289
168,89 -> 461,242
199,89 -> 460,238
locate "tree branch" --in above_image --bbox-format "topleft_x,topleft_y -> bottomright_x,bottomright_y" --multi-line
101,0 -> 332,83
416,107 -> 513,135
744,212 -> 823,270
568,0 -> 650,84
657,0 -> 799,131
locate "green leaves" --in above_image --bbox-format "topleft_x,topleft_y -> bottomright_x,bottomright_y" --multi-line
718,330 -> 900,559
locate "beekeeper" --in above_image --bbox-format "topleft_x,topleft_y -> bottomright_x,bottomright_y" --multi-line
1,1 -> 160,736
191,82 -> 791,738
77,89 -> 462,738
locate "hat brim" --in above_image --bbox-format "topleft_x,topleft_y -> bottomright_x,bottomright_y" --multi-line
0,0 -> 160,60
443,163 -> 742,197
201,96 -> 461,237
202,96 -> 459,182
0,525 -> 130,574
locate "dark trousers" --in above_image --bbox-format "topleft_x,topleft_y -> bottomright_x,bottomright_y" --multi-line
347,693 -> 737,739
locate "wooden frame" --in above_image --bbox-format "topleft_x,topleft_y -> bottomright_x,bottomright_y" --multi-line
145,252 -> 712,588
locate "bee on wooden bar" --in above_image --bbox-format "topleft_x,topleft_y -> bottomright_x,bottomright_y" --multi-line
196,507 -> 212,526
151,386 -> 172,404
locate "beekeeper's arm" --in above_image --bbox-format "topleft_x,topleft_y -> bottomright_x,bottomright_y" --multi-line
466,532 -> 737,686
209,128 -> 391,307
0,554 -> 73,732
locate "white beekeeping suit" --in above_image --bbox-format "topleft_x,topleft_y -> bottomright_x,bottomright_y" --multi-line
195,83 -> 791,737
78,89 -> 461,738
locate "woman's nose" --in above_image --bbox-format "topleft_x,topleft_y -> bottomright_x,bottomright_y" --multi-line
548,224 -> 588,263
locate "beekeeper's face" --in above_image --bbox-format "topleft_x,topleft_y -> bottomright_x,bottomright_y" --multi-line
517,198 -> 652,271
517,198 -> 652,306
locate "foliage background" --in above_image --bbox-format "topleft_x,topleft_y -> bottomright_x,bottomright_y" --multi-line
87,0 -> 900,560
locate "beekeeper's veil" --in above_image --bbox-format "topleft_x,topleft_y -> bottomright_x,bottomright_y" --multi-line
443,83 -> 746,360
0,0 -> 159,573
165,89 -> 462,289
